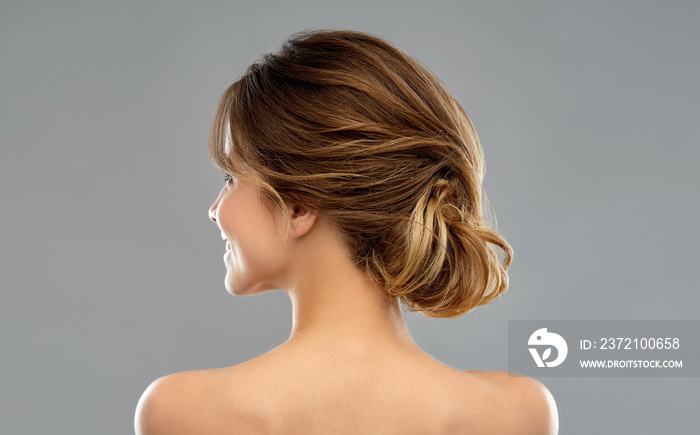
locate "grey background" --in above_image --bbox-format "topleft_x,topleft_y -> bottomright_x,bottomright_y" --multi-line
2,0 -> 698,433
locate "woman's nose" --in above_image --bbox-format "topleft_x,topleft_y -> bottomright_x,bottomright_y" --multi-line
208,200 -> 218,223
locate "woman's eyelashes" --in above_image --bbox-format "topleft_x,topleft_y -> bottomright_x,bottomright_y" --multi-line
223,174 -> 234,184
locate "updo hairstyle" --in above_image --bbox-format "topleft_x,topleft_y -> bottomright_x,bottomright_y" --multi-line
209,29 -> 513,318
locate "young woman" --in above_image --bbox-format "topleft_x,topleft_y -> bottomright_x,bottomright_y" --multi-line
136,29 -> 558,434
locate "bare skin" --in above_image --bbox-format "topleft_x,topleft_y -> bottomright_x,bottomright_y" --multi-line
135,177 -> 558,434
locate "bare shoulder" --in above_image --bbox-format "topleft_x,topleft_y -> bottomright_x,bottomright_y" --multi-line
134,370 -> 213,435
134,368 -> 267,435
463,370 -> 559,435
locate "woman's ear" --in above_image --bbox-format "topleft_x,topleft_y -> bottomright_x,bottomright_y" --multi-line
287,203 -> 317,239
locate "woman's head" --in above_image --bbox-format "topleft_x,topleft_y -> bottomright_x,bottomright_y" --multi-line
209,29 -> 513,318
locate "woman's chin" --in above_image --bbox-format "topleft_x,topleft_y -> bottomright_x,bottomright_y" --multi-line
224,282 -> 250,296
224,279 -> 274,296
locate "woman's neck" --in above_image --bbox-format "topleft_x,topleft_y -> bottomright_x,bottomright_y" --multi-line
281,218 -> 419,354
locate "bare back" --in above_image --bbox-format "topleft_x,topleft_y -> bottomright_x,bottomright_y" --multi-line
141,343 -> 556,435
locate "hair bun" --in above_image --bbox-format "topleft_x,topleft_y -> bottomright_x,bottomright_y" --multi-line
375,174 -> 512,318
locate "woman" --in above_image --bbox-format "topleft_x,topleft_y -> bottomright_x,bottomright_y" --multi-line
136,29 -> 558,434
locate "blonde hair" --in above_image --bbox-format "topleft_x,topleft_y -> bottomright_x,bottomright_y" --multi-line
209,29 -> 513,318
